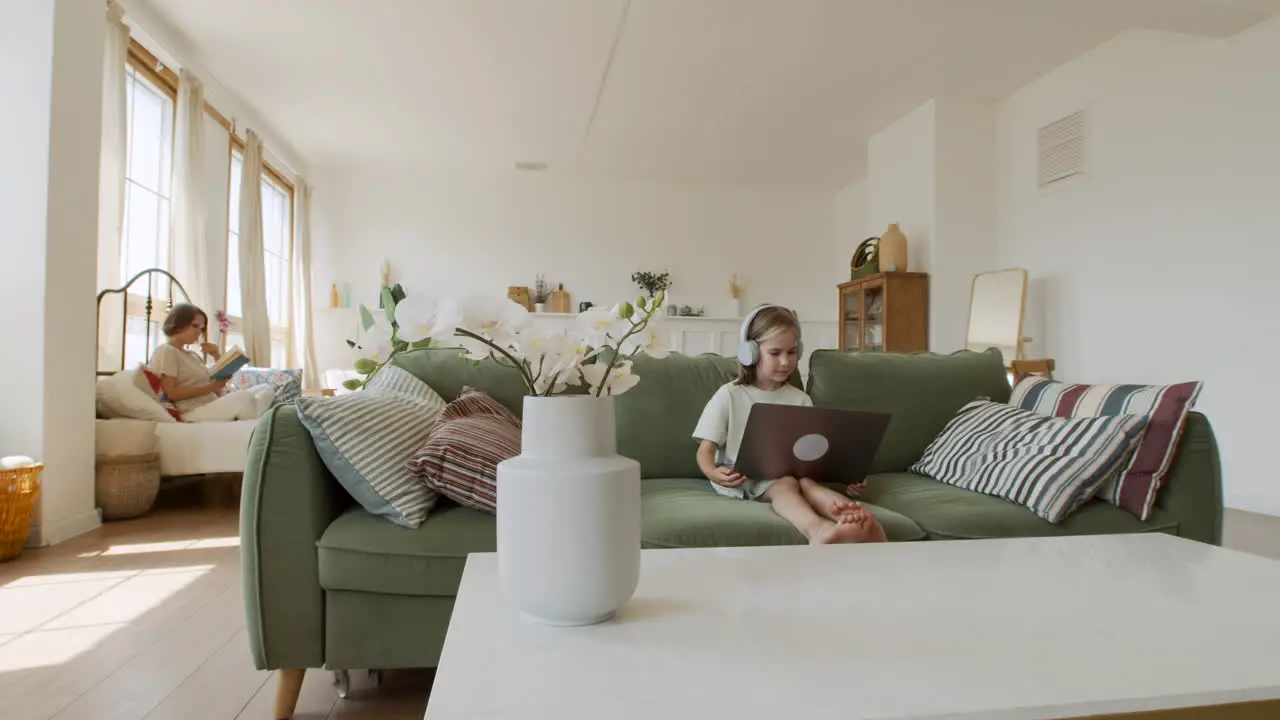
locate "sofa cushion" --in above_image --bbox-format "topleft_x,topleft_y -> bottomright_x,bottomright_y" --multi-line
318,503 -> 496,597
297,364 -> 446,528
408,387 -> 521,514
1009,375 -> 1203,522
909,400 -> 1149,524
640,477 -> 926,547
857,472 -> 1180,540
613,353 -> 801,480
806,348 -> 1011,474
392,347 -> 534,418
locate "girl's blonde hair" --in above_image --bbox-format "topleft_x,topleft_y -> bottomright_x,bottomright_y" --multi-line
735,305 -> 801,385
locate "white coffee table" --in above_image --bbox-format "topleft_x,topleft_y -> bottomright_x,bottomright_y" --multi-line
425,534 -> 1280,719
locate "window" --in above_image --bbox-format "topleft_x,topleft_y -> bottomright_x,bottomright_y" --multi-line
120,51 -> 176,367
225,148 -> 294,368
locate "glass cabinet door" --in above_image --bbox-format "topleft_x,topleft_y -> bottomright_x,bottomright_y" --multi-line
862,284 -> 884,352
841,289 -> 862,352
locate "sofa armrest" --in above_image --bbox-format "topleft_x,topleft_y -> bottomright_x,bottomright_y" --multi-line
240,404 -> 346,671
1155,412 -> 1223,546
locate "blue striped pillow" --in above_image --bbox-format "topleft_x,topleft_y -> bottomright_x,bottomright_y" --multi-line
909,400 -> 1149,523
297,364 -> 447,528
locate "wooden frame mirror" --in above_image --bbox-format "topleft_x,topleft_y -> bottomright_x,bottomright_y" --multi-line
965,267 -> 1030,367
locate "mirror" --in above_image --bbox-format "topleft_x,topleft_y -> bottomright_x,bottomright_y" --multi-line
965,268 -> 1028,366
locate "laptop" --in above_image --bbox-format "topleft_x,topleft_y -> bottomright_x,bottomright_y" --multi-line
732,404 -> 891,485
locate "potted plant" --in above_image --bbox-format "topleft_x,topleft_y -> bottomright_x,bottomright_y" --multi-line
345,287 -> 668,626
532,275 -> 552,313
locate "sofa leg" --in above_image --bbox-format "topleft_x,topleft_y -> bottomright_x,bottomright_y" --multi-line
274,668 -> 306,719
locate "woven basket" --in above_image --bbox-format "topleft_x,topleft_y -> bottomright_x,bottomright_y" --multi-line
0,463 -> 42,562
95,453 -> 161,521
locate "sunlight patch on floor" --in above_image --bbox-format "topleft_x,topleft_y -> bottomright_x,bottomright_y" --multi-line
0,623 -> 125,672
45,568 -> 211,630
0,564 -> 212,671
189,536 -> 240,549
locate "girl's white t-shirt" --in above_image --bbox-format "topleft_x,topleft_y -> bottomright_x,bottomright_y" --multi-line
692,381 -> 813,466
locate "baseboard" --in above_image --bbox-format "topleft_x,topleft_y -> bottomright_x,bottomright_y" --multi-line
1224,493 -> 1280,519
28,507 -> 103,547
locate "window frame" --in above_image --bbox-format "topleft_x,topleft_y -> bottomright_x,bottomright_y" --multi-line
119,41 -> 179,361
223,138 -> 296,368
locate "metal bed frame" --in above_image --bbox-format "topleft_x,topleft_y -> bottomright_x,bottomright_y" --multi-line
95,267 -> 198,376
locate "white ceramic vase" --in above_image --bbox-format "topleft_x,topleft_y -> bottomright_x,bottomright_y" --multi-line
496,394 -> 641,626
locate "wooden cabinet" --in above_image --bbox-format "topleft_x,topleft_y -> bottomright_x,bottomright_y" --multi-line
837,272 -> 929,353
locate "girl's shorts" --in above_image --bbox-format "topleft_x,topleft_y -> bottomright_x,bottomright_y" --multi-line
710,477 -> 774,500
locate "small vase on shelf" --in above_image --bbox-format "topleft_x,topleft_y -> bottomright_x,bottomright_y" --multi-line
879,223 -> 908,272
534,303 -> 546,313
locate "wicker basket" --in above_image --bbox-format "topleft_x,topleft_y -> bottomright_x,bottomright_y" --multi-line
0,462 -> 42,562
95,453 -> 161,521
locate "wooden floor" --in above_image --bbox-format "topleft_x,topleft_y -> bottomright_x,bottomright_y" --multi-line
1,485 -> 1278,720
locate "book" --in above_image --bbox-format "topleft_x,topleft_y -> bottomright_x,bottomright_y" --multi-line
211,346 -> 252,381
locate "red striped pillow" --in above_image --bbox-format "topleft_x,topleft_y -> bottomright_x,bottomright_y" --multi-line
1009,376 -> 1202,521
407,387 -> 520,514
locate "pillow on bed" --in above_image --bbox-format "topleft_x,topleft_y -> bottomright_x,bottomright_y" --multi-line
96,368 -> 180,423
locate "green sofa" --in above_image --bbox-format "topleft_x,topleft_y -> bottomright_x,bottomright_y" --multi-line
241,347 -> 1221,714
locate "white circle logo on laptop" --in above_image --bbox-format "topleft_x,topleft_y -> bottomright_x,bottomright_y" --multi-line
793,433 -> 830,462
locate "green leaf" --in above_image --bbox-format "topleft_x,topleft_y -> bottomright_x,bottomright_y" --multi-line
411,338 -> 433,350
354,358 -> 377,374
342,379 -> 363,391
390,283 -> 406,304
359,304 -> 375,331
381,288 -> 396,324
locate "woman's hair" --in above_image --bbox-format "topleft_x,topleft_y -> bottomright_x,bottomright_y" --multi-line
162,303 -> 208,338
735,305 -> 802,385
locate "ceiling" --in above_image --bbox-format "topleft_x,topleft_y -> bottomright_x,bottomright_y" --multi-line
126,0 -> 1280,188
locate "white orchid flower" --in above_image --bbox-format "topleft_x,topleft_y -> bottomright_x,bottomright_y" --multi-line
394,294 -> 456,344
362,318 -> 395,363
621,312 -> 670,359
577,307 -> 628,349
580,360 -> 640,396
450,295 -> 531,348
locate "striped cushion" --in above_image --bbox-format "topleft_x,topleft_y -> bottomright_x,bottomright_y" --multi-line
407,387 -> 521,514
297,364 -> 447,528
909,400 -> 1149,524
1009,376 -> 1202,521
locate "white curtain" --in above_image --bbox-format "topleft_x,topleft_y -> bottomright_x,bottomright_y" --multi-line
96,1 -> 129,371
169,68 -> 209,311
292,180 -> 321,388
237,129 -> 272,364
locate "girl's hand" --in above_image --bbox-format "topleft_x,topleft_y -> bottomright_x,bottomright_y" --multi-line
712,466 -> 745,488
845,480 -> 867,498
201,342 -> 221,360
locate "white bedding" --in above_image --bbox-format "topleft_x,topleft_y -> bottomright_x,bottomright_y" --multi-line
95,418 -> 257,476
156,420 -> 257,476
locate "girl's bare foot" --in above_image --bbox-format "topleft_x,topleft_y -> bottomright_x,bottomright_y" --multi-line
809,520 -> 872,544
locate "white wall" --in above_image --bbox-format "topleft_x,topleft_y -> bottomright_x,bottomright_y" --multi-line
867,98 -> 999,352
0,0 -> 105,545
833,179 -> 868,286
868,100 -> 936,276
996,19 -> 1280,515
310,170 -> 839,372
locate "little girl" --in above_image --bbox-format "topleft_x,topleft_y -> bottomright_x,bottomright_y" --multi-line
692,304 -> 887,544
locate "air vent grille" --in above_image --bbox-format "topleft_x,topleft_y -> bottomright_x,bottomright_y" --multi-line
1037,111 -> 1085,188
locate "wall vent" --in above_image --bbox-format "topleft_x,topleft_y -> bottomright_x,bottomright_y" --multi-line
1037,111 -> 1086,188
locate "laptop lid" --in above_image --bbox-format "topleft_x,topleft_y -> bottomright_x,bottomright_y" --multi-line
732,404 -> 891,485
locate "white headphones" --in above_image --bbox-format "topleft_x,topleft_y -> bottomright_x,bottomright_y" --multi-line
737,304 -> 803,366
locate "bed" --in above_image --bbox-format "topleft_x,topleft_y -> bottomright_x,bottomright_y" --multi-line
95,268 -> 259,477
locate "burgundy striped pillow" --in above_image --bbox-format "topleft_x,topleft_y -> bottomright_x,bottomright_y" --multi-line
407,387 -> 521,514
1009,376 -> 1202,521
